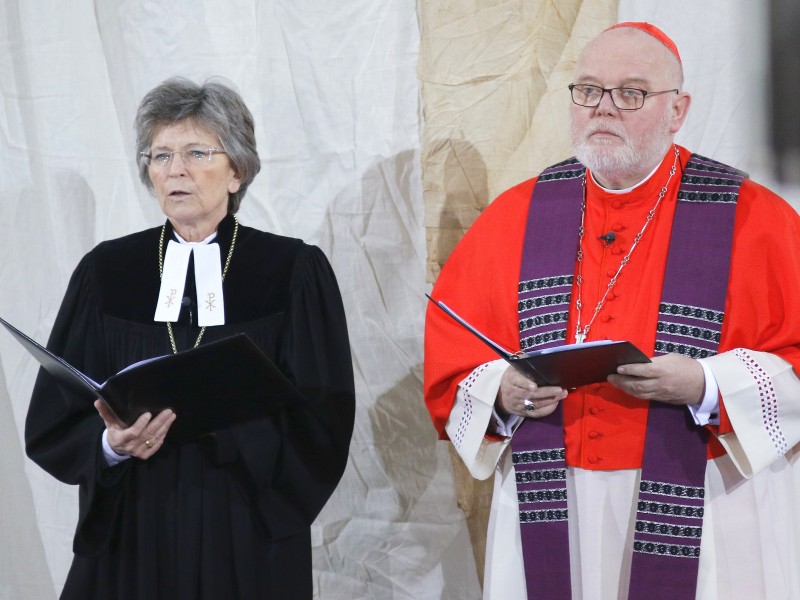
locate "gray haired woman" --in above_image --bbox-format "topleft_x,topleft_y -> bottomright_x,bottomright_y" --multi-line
25,77 -> 355,599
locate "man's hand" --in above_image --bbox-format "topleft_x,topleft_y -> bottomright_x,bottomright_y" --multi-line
607,353 -> 705,405
496,366 -> 568,418
95,399 -> 176,459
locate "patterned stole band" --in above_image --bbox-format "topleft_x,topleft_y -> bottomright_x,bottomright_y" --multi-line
514,158 -> 583,599
511,154 -> 745,599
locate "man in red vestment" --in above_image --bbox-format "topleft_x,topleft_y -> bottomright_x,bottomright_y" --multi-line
425,22 -> 800,599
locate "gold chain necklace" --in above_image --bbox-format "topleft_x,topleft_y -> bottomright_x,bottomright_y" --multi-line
158,216 -> 239,354
574,145 -> 680,344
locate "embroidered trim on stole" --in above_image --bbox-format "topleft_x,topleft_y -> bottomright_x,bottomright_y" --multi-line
513,448 -> 569,523
677,154 -> 745,203
518,276 -> 572,350
633,479 -> 705,559
655,303 -> 724,358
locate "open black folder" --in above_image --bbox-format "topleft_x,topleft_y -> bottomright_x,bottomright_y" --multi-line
0,317 -> 301,444
426,295 -> 651,388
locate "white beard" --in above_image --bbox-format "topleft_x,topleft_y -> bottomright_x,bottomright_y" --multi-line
571,106 -> 674,185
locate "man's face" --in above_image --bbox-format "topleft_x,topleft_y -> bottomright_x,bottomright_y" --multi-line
569,29 -> 687,188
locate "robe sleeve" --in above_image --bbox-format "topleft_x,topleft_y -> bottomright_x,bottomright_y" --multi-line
424,179 -> 535,439
24,251 -> 131,555
230,244 -> 355,539
444,359 -> 517,480
704,350 -> 800,477
706,179 -> 800,475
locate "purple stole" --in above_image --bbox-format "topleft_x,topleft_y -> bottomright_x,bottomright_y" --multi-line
511,154 -> 746,599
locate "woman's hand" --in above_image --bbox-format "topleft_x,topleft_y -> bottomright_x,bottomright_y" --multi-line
95,399 -> 176,459
495,366 -> 568,419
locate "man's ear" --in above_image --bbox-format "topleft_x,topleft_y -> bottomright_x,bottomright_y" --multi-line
669,92 -> 692,134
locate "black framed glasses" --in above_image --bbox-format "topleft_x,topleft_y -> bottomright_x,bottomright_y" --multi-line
568,84 -> 678,111
140,147 -> 227,169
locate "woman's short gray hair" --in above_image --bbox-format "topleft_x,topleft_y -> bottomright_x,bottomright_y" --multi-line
134,77 -> 261,214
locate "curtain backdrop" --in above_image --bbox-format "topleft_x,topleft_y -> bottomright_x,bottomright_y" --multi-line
0,1 -> 792,598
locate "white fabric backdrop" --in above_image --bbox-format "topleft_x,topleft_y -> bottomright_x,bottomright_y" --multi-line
0,1 -> 794,599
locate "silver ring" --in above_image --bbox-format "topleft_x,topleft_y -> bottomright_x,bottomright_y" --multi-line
523,398 -> 536,412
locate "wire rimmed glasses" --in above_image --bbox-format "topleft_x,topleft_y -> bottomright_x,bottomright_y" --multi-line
140,147 -> 227,168
568,84 -> 678,111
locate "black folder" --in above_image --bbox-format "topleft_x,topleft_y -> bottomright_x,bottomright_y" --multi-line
426,296 -> 651,388
0,317 -> 300,444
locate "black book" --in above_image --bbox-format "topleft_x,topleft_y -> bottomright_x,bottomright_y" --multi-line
426,295 -> 651,388
0,317 -> 300,444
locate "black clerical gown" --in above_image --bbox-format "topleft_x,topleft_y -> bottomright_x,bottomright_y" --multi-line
25,215 -> 355,600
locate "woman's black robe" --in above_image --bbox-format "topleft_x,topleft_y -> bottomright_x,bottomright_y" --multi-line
25,215 -> 355,599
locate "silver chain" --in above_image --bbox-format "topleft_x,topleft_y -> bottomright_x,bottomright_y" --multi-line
574,146 -> 680,344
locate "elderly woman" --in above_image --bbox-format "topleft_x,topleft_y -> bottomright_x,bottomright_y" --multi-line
24,78 -> 355,599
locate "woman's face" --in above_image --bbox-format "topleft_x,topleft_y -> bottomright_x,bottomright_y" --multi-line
148,118 -> 241,240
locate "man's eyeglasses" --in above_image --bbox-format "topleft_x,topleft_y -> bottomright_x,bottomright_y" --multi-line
568,84 -> 678,111
140,148 -> 227,168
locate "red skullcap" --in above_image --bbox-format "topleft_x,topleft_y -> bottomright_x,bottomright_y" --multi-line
605,22 -> 682,64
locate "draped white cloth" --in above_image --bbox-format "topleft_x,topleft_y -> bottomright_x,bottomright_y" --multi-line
0,0 -> 795,598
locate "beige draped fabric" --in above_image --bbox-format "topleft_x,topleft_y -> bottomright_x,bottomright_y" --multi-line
420,0 -> 619,282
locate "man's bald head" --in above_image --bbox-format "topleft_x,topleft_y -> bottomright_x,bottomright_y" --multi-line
578,24 -> 684,90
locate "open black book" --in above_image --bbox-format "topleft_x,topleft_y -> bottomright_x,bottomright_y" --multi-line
426,295 -> 651,388
0,317 -> 301,444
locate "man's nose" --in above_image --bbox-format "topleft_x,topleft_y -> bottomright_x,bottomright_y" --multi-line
595,89 -> 618,113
